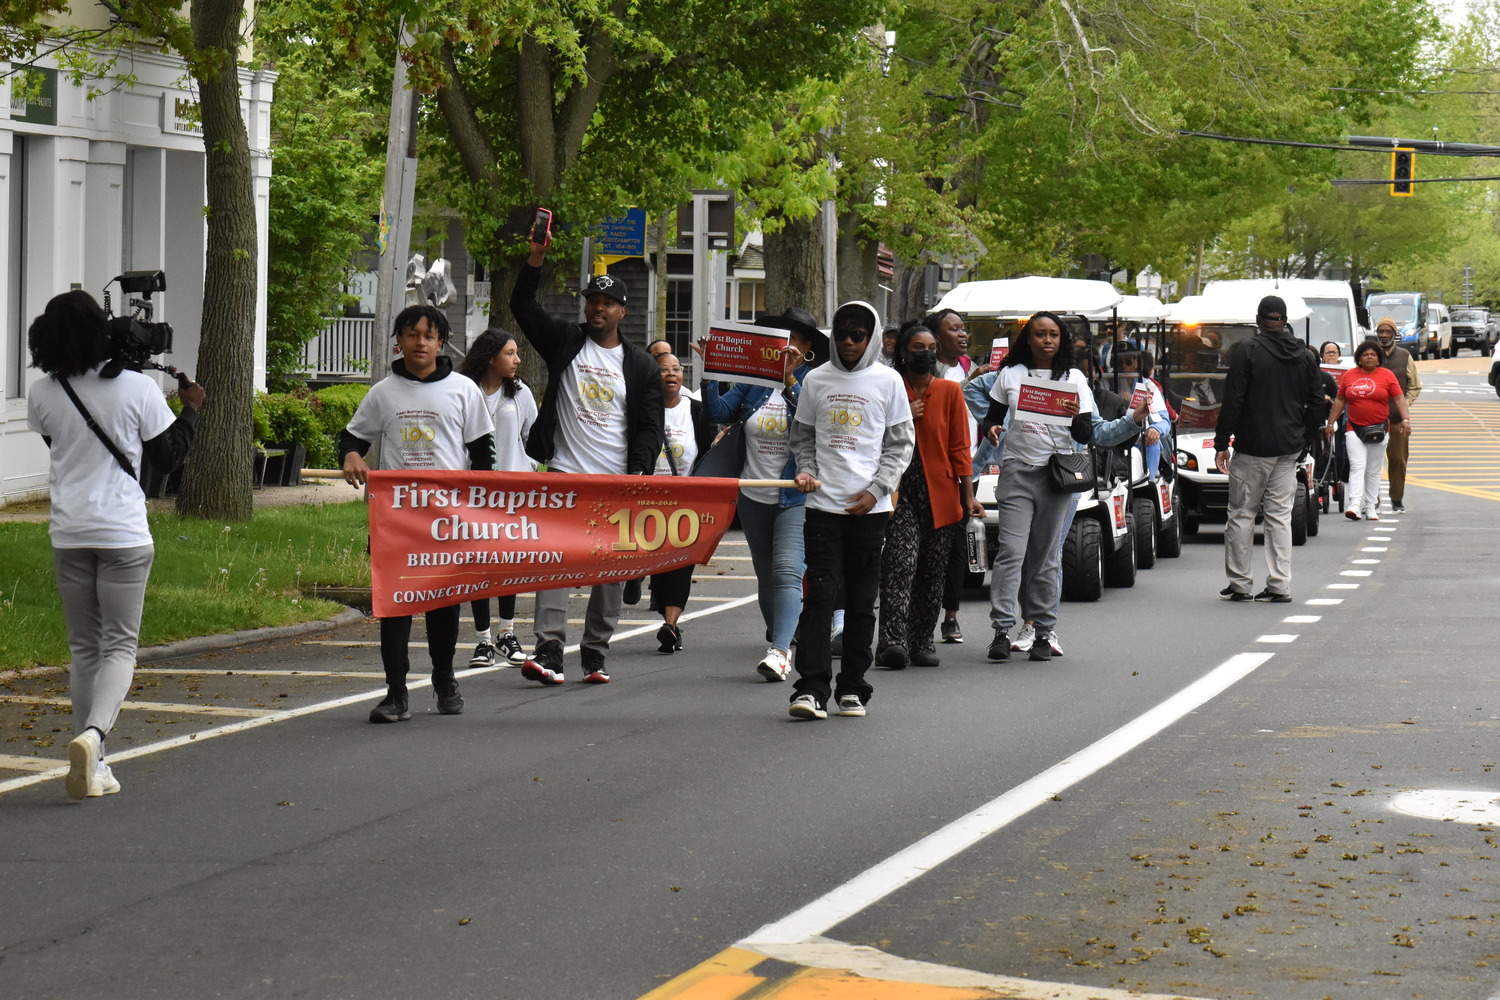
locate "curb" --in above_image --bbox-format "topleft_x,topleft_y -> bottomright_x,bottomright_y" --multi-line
0,607 -> 369,681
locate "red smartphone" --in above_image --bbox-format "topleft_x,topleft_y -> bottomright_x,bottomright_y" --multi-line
530,208 -> 553,246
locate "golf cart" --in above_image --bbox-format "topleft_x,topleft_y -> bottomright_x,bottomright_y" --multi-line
1160,289 -> 1321,544
934,276 -> 1153,600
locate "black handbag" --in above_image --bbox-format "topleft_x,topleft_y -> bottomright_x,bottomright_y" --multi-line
1047,450 -> 1094,493
1351,420 -> 1388,444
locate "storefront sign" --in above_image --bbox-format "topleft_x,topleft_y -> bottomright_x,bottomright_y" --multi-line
10,68 -> 57,126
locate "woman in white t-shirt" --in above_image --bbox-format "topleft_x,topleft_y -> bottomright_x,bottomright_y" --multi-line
25,291 -> 204,800
458,328 -> 539,667
980,311 -> 1095,665
648,353 -> 713,652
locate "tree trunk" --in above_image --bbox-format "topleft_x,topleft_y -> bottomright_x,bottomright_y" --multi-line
888,258 -> 927,328
764,215 -> 826,324
836,207 -> 879,316
177,0 -> 256,520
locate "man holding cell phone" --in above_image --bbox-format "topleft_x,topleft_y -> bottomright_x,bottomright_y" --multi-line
510,210 -> 664,686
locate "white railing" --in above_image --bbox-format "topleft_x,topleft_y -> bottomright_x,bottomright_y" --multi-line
302,316 -> 375,379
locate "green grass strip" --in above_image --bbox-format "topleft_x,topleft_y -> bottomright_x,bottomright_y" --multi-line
0,502 -> 371,670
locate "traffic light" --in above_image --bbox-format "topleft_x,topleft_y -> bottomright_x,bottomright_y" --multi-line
1391,148 -> 1415,197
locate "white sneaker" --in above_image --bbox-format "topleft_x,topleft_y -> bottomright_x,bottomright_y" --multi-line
836,694 -> 866,718
496,631 -> 526,664
1047,630 -> 1064,658
756,647 -> 791,682
468,640 -> 496,667
1010,622 -> 1036,652
66,729 -> 101,801
788,694 -> 826,720
90,762 -> 121,797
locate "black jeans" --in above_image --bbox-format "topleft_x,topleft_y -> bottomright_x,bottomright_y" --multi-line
379,603 -> 462,692
793,508 -> 890,708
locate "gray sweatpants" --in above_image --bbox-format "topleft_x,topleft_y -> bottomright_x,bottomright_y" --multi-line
533,582 -> 623,658
988,461 -> 1074,633
1224,452 -> 1298,596
52,544 -> 154,737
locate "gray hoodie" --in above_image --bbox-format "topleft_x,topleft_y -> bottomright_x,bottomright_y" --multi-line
789,301 -> 916,512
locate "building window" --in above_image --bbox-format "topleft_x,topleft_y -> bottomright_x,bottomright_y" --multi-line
734,279 -> 765,322
664,278 -> 694,356
6,136 -> 25,399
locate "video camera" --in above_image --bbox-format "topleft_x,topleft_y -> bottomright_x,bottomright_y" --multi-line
102,271 -> 187,383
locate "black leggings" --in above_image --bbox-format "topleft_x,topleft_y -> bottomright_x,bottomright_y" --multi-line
379,603 -> 462,690
469,595 -> 517,632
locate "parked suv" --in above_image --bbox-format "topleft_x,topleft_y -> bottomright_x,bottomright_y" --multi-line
1451,306 -> 1492,354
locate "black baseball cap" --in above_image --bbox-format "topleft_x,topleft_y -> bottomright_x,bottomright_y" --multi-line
581,273 -> 628,305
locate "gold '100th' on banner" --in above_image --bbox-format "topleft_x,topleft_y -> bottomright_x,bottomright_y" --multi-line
366,470 -> 741,617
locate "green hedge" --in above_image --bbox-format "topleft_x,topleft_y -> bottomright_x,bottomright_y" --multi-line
252,384 -> 370,470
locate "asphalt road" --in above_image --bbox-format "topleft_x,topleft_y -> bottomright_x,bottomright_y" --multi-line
2,359 -> 1496,1000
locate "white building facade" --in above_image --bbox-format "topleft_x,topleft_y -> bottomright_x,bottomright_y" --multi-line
1,44 -> 275,505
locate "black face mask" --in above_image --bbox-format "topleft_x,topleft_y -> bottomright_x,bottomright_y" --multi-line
908,350 -> 938,375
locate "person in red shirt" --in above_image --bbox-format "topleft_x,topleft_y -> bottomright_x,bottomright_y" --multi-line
1325,339 -> 1411,521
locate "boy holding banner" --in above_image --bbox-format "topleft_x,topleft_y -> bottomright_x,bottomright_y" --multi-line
340,305 -> 495,723
510,227 -> 664,685
786,301 -> 914,720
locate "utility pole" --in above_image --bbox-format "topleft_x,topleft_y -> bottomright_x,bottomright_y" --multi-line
372,20 -> 418,386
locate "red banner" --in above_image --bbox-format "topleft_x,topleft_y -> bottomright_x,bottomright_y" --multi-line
700,322 -> 791,389
366,471 -> 741,617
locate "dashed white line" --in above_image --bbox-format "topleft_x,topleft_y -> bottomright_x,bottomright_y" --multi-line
1256,634 -> 1299,644
1283,616 -> 1321,624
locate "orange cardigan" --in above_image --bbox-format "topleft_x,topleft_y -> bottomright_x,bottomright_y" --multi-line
905,376 -> 972,529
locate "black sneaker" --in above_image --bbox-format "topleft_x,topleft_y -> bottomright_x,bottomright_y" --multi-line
987,628 -> 1011,661
656,623 -> 682,654
1029,630 -> 1054,662
879,644 -> 909,670
1253,589 -> 1292,604
911,648 -> 940,667
941,619 -> 964,644
581,648 -> 610,684
521,639 -> 565,685
1219,586 -> 1251,603
1391,500 -> 1405,512
496,631 -> 526,664
369,691 -> 411,723
433,680 -> 464,715
623,579 -> 642,605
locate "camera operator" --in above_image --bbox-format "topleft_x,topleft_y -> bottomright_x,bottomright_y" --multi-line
25,290 -> 204,800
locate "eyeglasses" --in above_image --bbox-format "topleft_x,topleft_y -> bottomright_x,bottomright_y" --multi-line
834,328 -> 872,343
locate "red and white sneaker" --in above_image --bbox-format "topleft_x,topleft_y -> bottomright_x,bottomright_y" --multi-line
521,640 -> 565,685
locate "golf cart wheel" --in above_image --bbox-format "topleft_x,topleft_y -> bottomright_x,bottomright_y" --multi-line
1061,517 -> 1104,602
1132,496 -> 1158,569
1103,512 -> 1137,588
1156,486 -> 1183,559
1291,483 -> 1308,546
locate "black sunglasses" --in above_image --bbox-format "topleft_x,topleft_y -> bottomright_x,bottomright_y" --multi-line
834,328 -> 872,342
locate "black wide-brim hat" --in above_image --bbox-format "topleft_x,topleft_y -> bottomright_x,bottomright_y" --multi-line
757,306 -> 829,363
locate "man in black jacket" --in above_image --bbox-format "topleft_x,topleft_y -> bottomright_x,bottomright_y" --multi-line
1213,295 -> 1322,603
510,231 -> 664,685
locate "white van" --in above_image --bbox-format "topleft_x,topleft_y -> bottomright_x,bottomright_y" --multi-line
1203,278 -> 1363,359
1425,303 -> 1453,359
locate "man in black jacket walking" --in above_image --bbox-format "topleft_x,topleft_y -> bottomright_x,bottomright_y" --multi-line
510,230 -> 664,685
1213,295 -> 1322,603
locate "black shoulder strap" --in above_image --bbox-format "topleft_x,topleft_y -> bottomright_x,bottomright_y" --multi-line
57,375 -> 137,480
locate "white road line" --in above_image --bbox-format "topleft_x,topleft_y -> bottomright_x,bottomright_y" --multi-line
1283,616 -> 1321,623
0,593 -> 760,797
742,651 -> 1276,946
1361,546 -> 1388,552
1351,558 -> 1380,564
1306,598 -> 1343,605
1327,583 -> 1360,589
1256,634 -> 1299,644
1340,570 -> 1373,577
133,668 -> 389,678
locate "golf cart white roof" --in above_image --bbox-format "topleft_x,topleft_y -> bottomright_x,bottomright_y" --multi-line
1165,289 -> 1311,326
934,276 -> 1123,318
1079,294 -> 1169,323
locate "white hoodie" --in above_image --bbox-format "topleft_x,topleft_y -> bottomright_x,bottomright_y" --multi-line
790,301 -> 915,515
